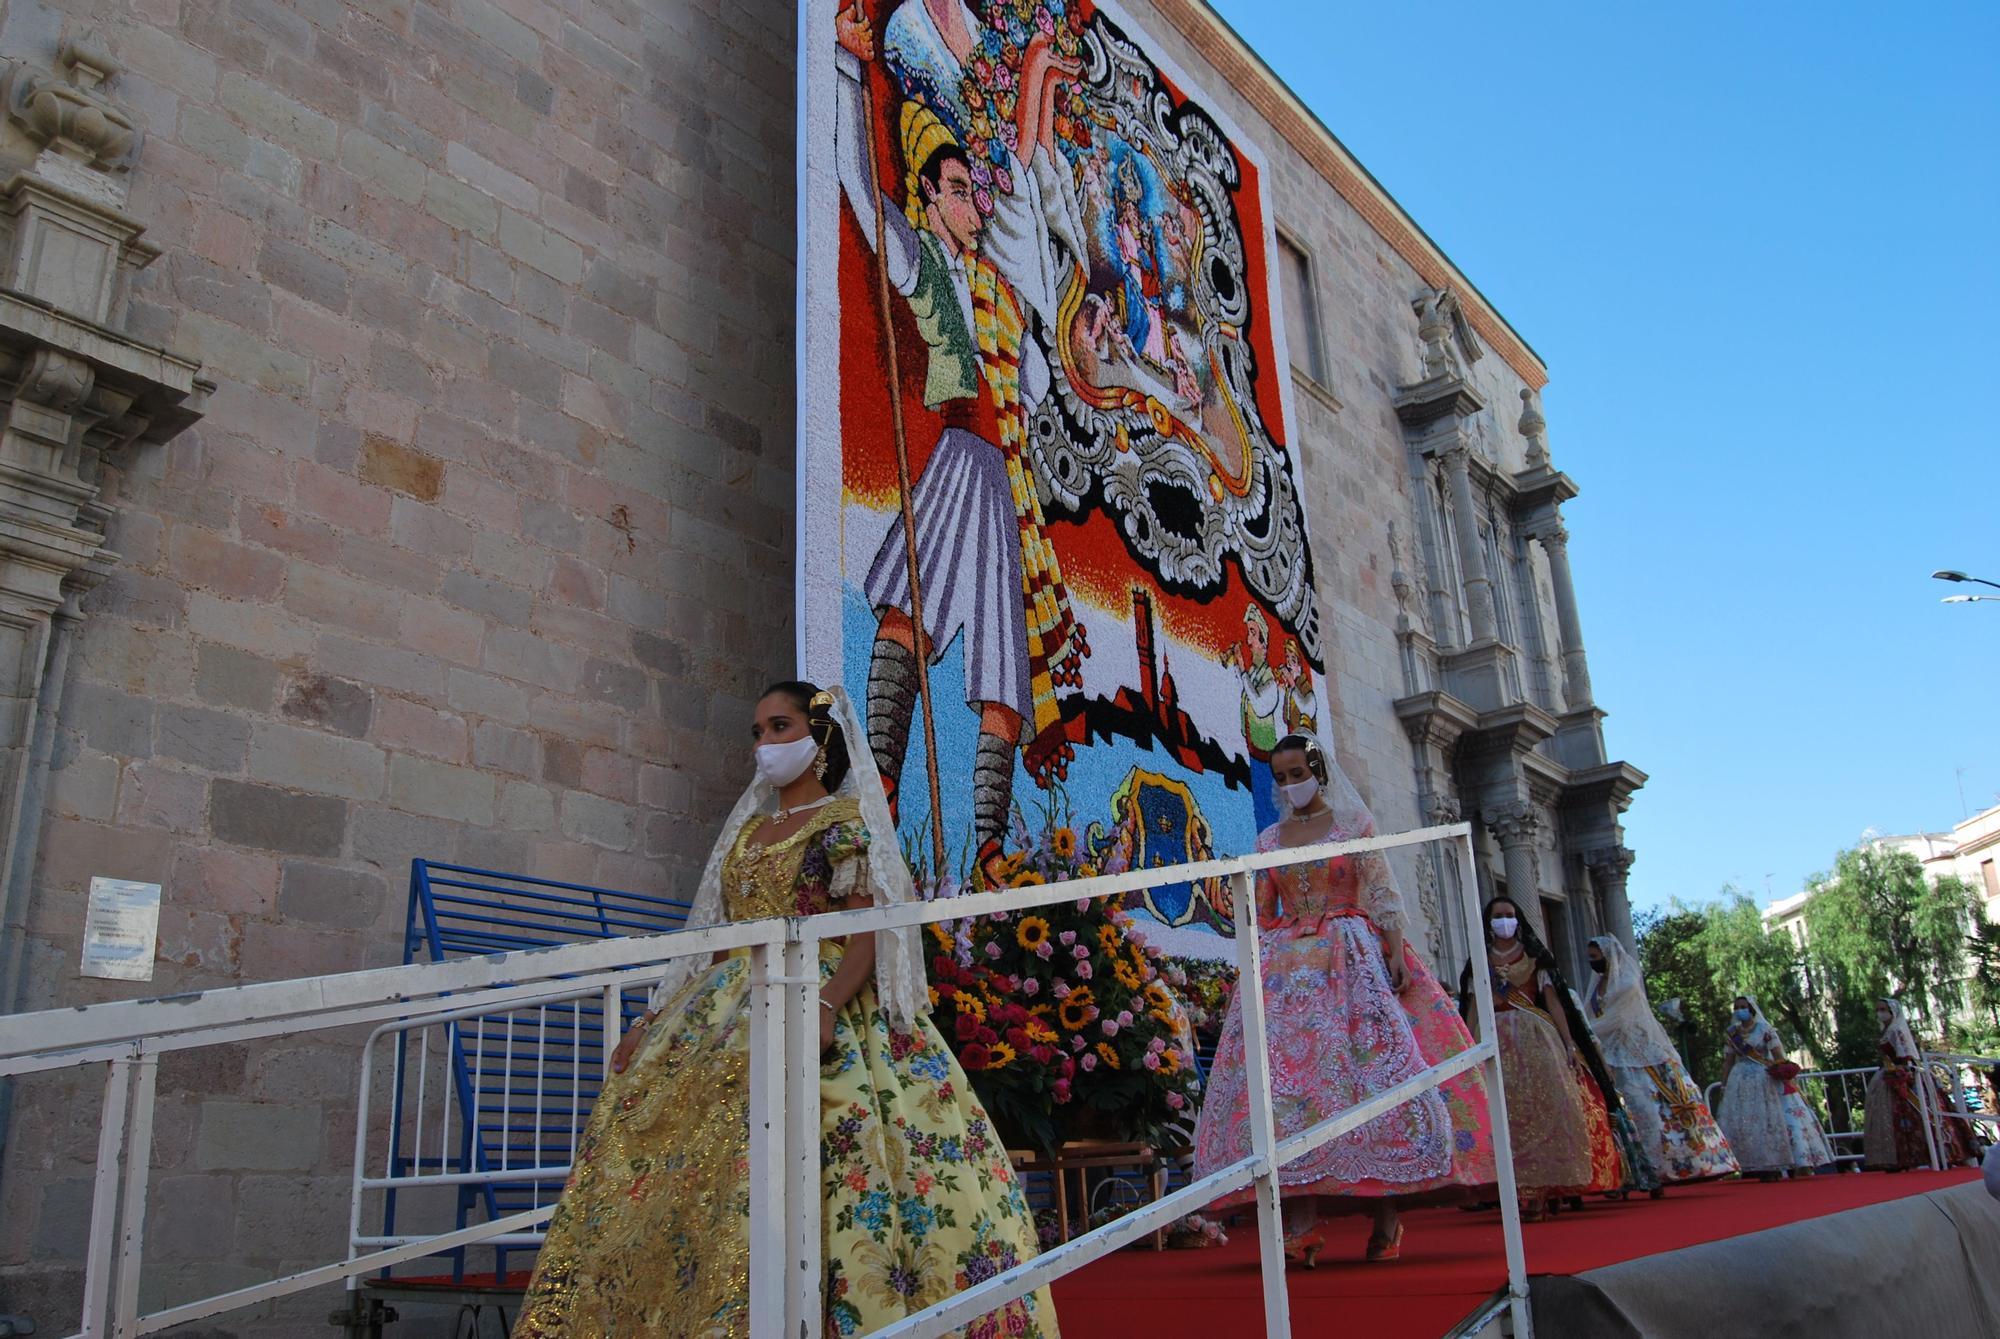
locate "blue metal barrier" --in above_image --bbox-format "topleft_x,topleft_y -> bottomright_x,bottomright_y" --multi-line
384,860 -> 691,1279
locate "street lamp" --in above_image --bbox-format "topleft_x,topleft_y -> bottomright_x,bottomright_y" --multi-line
1933,569 -> 2000,590
1933,571 -> 2000,605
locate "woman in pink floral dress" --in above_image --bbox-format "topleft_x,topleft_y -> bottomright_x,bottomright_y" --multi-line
1192,735 -> 1495,1265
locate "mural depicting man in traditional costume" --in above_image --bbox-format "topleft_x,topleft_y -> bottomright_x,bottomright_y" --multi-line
807,0 -> 1334,953
835,10 -> 1088,889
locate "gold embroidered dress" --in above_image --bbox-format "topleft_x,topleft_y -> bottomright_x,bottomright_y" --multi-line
514,799 -> 1057,1338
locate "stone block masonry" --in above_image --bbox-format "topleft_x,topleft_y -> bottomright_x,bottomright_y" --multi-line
0,0 -> 798,1330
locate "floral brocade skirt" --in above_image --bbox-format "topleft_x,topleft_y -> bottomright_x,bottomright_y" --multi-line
512,950 -> 1058,1339
1608,1058 -> 1738,1183
1493,1008 -> 1593,1197
1194,920 -> 1494,1208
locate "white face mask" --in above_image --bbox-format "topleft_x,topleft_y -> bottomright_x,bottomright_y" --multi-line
1490,916 -> 1519,940
1281,778 -> 1320,812
754,735 -> 821,788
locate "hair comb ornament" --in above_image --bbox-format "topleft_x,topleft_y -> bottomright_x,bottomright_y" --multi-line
809,690 -> 836,711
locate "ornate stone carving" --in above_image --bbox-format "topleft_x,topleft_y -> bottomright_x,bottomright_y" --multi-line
1413,288 -> 1463,381
1488,804 -> 1541,849
1586,845 -> 1636,884
1412,849 -> 1442,963
1424,793 -> 1463,825
1,32 -> 140,173
1518,387 -> 1549,469
18,349 -> 93,411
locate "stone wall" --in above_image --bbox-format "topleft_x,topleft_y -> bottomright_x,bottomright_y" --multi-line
0,0 -> 799,1327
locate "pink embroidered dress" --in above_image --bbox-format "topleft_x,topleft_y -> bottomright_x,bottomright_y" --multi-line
1193,826 -> 1495,1208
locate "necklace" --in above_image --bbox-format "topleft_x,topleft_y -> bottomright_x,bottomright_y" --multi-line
772,794 -> 835,823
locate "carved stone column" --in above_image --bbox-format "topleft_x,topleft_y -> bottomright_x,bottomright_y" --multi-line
0,34 -> 206,1044
1441,446 -> 1499,643
1587,845 -> 1637,952
1488,804 -> 1545,934
1538,520 -> 1595,711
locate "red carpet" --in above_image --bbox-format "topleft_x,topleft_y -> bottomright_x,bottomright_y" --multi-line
1047,1169 -> 1981,1337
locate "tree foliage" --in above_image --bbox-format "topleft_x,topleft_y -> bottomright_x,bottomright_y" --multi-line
1633,844 -> 1983,1081
1801,847 -> 1977,1035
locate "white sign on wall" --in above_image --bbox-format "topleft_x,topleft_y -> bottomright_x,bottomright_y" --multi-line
79,876 -> 161,982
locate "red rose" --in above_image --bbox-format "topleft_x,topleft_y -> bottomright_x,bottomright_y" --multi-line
956,1013 -> 982,1042
961,1043 -> 992,1071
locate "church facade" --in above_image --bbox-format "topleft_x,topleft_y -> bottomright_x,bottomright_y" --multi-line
0,0 -> 1638,1327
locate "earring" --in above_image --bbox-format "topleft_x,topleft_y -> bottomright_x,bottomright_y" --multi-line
813,749 -> 828,782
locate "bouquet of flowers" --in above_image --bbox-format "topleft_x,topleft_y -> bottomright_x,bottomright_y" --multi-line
957,0 -> 1093,214
927,803 -> 1202,1154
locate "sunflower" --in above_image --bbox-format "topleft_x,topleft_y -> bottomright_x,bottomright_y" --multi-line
1159,1048 -> 1182,1075
1097,924 -> 1121,954
1052,827 -> 1077,859
1026,1002 -> 1055,1021
1095,1042 -> 1122,1070
929,923 -> 954,952
1127,941 -> 1151,977
928,985 -> 942,1009
952,990 -> 987,1023
1057,988 -> 1095,1032
988,1041 -> 1018,1069
1010,869 -> 1047,889
1112,959 -> 1142,990
1025,1017 -> 1059,1045
1015,915 -> 1051,952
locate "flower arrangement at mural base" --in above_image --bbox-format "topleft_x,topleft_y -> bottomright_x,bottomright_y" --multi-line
926,804 -> 1202,1155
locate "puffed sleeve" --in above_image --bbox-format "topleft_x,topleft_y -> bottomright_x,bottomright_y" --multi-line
1354,851 -> 1405,935
823,820 -> 874,905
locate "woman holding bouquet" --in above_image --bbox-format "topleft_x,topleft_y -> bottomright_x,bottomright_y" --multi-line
1715,995 -> 1833,1179
1192,734 -> 1494,1266
513,682 -> 1058,1338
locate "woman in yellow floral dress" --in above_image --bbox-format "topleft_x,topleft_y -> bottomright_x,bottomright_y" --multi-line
514,682 -> 1057,1338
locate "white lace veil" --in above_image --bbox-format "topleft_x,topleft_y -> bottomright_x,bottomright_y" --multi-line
647,686 -> 929,1028
1586,934 -> 1678,1068
1878,997 -> 1921,1064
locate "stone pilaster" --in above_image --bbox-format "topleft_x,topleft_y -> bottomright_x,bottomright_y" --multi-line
1538,520 -> 1594,712
1587,845 -> 1637,952
0,32 -> 206,1031
1488,803 -> 1545,934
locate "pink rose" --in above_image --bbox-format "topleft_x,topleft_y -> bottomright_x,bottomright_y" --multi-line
1059,931 -> 1077,946
984,942 -> 1002,959
1052,980 -> 1071,999
1072,944 -> 1089,959
1052,1078 -> 1072,1102
1075,962 -> 1093,980
1143,1053 -> 1161,1070
1166,1091 -> 1185,1110
1022,978 -> 1040,996
1035,942 -> 1054,960
1148,1036 -> 1167,1053
1071,1035 -> 1087,1052
1117,1010 -> 1134,1027
1101,1019 -> 1119,1037
1081,1052 -> 1098,1071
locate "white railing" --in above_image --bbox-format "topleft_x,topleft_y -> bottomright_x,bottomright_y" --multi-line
1709,1054 -> 2000,1176
0,821 -> 1530,1339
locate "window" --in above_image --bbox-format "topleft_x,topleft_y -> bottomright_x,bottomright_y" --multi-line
1277,233 -> 1328,385
1983,858 -> 1998,901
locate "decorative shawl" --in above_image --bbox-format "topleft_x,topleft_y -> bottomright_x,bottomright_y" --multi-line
1878,997 -> 1921,1066
1586,934 -> 1679,1069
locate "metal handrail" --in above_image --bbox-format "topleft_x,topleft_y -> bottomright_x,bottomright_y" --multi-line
0,821 -> 1532,1339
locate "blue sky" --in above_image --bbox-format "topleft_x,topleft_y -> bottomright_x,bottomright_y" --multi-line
1212,1 -> 2000,913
